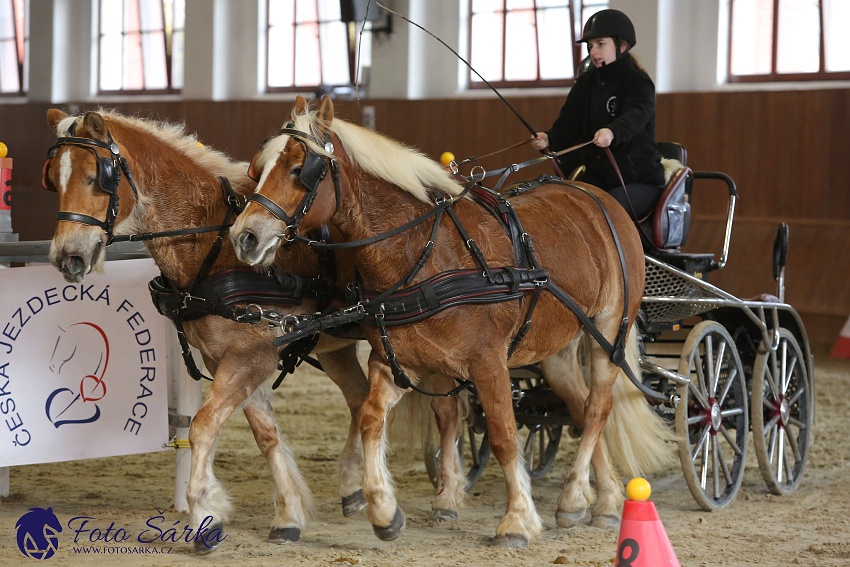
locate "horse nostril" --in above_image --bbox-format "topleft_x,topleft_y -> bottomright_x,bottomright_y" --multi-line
238,231 -> 258,252
63,256 -> 85,275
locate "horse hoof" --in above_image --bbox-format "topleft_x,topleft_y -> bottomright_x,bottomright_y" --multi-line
430,508 -> 458,522
556,509 -> 587,528
342,489 -> 367,517
590,514 -> 620,530
490,533 -> 528,548
194,523 -> 224,554
268,526 -> 301,544
372,508 -> 405,541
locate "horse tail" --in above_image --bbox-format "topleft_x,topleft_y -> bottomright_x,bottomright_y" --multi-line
387,376 -> 467,463
387,387 -> 434,461
603,326 -> 678,478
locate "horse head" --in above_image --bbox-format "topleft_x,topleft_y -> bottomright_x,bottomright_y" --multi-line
45,110 -> 134,283
231,95 -> 341,268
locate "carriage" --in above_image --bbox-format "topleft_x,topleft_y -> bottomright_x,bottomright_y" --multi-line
424,142 -> 814,512
44,99 -> 814,551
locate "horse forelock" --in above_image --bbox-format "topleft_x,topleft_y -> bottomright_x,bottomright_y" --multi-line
55,115 -> 81,137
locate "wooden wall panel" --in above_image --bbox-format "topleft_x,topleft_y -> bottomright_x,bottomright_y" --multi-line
2,89 -> 848,344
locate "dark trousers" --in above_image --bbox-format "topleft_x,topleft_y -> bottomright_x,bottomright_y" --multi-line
607,182 -> 662,221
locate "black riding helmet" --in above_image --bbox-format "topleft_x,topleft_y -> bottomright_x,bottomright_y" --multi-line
577,9 -> 636,49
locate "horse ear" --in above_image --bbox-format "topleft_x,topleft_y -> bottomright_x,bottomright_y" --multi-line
318,95 -> 335,124
47,109 -> 68,132
82,111 -> 109,142
294,95 -> 308,115
247,151 -> 262,182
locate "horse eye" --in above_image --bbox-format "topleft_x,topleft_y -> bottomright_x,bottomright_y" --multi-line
85,176 -> 97,186
290,167 -> 302,177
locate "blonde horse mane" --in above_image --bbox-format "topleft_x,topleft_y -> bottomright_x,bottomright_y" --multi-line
55,109 -> 254,195
256,105 -> 465,203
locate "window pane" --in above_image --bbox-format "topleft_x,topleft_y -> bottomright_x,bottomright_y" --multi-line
472,0 -> 503,14
317,0 -> 340,21
295,0 -> 316,23
102,0 -> 121,34
294,21 -> 320,86
100,33 -> 123,90
824,0 -> 850,72
730,0 -> 773,75
539,6 -> 572,79
776,0 -> 819,73
123,31 -> 144,90
0,3 -> 13,36
470,11 -> 503,82
142,29 -> 167,88
172,0 -> 184,28
319,20 -> 348,85
171,28 -> 184,88
268,16 -> 294,87
504,9 -> 536,81
0,39 -> 19,92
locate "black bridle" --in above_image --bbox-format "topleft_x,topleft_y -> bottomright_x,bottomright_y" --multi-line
45,122 -> 138,245
247,126 -> 341,244
45,122 -> 242,245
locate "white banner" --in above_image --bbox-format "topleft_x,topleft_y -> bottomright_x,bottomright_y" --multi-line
0,259 -> 169,466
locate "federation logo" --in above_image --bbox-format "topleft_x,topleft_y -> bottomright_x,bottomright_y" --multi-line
16,507 -> 63,560
45,322 -> 110,428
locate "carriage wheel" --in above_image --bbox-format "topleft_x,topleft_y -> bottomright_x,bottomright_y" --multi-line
676,320 -> 748,510
423,406 -> 491,491
519,422 -> 562,480
512,369 -> 564,480
751,328 -> 812,495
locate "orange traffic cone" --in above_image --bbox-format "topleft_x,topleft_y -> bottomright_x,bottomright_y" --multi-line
829,315 -> 850,359
616,478 -> 680,567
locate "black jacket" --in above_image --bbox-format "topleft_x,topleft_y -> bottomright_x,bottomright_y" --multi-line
546,54 -> 664,190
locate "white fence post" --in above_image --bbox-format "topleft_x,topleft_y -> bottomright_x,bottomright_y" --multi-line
167,328 -> 202,512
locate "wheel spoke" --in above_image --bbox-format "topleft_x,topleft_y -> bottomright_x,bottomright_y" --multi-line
717,424 -> 743,456
715,434 -> 733,485
716,365 -> 737,406
787,387 -> 805,407
711,435 -> 721,497
711,339 -> 725,395
691,424 -> 710,459
699,434 -> 710,490
776,427 -> 787,483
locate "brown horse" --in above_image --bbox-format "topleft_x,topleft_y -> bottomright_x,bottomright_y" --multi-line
43,109 -> 379,552
229,96 -> 677,547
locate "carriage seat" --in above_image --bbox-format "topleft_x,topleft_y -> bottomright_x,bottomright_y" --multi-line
643,142 -> 716,276
640,142 -> 692,250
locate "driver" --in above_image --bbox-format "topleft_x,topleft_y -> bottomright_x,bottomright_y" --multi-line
531,9 -> 664,221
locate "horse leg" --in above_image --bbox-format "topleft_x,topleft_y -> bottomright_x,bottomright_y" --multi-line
360,353 -> 406,540
186,364 -> 257,553
315,342 -> 369,516
429,375 -> 466,521
470,360 -> 542,547
547,339 -> 621,529
242,387 -> 312,544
